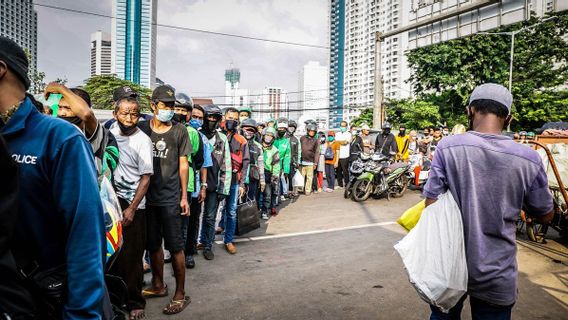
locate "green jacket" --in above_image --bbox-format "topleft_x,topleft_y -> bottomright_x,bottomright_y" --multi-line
273,136 -> 291,174
262,144 -> 281,176
186,126 -> 202,193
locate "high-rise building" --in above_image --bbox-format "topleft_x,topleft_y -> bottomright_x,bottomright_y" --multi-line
111,0 -> 157,89
329,0 -> 346,128
1,0 -> 37,89
329,0 -> 566,127
224,66 -> 249,108
298,61 -> 329,127
90,31 -> 112,77
256,87 -> 288,123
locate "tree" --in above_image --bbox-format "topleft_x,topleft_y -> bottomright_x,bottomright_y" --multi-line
386,99 -> 442,130
83,75 -> 152,110
351,108 -> 373,127
406,12 -> 568,130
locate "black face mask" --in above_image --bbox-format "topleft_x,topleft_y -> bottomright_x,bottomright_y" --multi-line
382,129 -> 391,135
172,113 -> 186,124
225,119 -> 238,132
204,119 -> 218,133
117,120 -> 137,136
277,130 -> 286,137
399,129 -> 406,136
59,115 -> 82,126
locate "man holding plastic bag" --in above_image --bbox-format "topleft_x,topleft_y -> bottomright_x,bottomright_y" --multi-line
403,84 -> 554,319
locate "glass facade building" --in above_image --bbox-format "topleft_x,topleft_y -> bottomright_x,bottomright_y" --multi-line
112,0 -> 157,89
329,0 -> 345,128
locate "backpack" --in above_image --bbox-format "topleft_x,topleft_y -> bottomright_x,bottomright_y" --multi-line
324,146 -> 334,160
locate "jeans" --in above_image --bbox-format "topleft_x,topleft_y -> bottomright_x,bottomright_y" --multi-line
220,184 -> 239,244
200,191 -> 220,250
182,196 -> 202,256
336,158 -> 350,187
325,163 -> 335,189
300,165 -> 314,193
430,295 -> 513,320
247,179 -> 259,202
262,172 -> 277,211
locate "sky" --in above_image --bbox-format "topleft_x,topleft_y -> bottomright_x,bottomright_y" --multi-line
35,0 -> 329,100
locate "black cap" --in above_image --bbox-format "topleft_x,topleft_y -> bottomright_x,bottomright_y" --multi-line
0,36 -> 30,90
152,85 -> 176,102
113,86 -> 138,101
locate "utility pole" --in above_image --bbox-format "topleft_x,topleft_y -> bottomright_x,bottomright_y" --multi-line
373,32 -> 384,130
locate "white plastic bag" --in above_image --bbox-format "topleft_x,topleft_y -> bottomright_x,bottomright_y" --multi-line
292,170 -> 304,187
394,191 -> 467,313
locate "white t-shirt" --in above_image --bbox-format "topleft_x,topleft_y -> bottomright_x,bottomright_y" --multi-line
110,126 -> 154,209
335,131 -> 352,159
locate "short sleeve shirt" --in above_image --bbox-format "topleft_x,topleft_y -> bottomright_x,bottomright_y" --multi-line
139,121 -> 192,206
423,131 -> 553,305
335,131 -> 352,159
110,127 -> 154,209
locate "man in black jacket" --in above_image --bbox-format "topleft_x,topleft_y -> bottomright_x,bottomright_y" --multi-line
374,122 -> 398,157
287,120 -> 300,197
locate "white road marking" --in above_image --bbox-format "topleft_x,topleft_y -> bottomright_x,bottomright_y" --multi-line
215,221 -> 398,244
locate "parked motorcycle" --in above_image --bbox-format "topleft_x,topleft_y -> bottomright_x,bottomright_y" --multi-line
351,153 -> 410,202
344,153 -> 372,199
408,153 -> 431,189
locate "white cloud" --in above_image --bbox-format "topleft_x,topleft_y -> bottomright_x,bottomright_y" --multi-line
37,0 -> 329,100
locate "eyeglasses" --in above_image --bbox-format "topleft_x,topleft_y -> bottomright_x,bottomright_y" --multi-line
117,112 -> 140,119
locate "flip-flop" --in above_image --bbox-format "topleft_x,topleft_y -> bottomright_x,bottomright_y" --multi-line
162,296 -> 191,315
129,309 -> 146,320
142,285 -> 168,298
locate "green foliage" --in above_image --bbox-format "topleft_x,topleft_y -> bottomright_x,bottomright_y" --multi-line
386,99 -> 442,129
351,108 -> 373,127
83,75 -> 152,110
406,12 -> 568,130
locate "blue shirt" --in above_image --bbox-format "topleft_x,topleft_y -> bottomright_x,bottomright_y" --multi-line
423,131 -> 553,305
192,132 -> 213,198
1,98 -> 106,319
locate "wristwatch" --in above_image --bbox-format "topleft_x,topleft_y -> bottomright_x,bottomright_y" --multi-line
201,183 -> 208,189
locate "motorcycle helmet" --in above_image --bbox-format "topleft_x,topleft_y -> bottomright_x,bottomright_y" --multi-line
288,119 -> 298,128
203,104 -> 223,132
241,118 -> 258,131
306,122 -> 317,133
175,92 -> 193,110
382,122 -> 392,130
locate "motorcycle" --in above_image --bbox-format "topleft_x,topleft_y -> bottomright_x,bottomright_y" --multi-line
407,153 -> 431,190
351,153 -> 410,202
344,153 -> 372,199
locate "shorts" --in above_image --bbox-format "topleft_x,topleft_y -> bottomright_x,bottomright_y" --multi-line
146,204 -> 184,253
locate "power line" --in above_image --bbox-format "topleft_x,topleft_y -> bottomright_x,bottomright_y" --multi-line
195,88 -> 332,99
33,2 -> 330,49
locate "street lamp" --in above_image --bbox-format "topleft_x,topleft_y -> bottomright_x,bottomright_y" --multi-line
477,16 -> 558,131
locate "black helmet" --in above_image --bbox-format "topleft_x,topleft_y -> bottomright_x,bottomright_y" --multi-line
382,122 -> 392,130
241,118 -> 257,130
175,92 -> 193,110
306,122 -> 317,132
203,104 -> 223,119
288,119 -> 297,128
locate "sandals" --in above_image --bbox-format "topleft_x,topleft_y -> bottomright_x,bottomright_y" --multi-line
163,296 -> 191,315
141,285 -> 168,298
129,309 -> 146,320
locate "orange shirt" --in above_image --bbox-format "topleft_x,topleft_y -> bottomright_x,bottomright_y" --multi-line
325,141 -> 341,165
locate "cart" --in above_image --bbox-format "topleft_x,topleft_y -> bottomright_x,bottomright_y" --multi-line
516,137 -> 568,242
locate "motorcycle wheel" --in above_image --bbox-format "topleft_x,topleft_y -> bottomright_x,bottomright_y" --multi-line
390,174 -> 409,198
352,179 -> 372,202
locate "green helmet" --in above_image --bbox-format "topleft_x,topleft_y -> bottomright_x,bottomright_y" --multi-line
267,118 -> 275,124
239,106 -> 252,115
263,127 -> 277,137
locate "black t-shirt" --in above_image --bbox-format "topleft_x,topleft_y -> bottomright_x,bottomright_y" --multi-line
139,121 -> 192,206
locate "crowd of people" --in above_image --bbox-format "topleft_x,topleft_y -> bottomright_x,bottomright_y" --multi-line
0,36 -> 557,320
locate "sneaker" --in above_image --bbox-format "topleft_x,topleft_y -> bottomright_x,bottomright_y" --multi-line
326,188 -> 334,193
164,250 -> 172,263
280,195 -> 286,201
215,227 -> 224,235
196,243 -> 204,250
334,186 -> 341,190
317,188 -> 323,193
185,255 -> 195,269
261,212 -> 269,220
271,208 -> 277,216
143,262 -> 151,274
203,249 -> 214,260
225,243 -> 237,254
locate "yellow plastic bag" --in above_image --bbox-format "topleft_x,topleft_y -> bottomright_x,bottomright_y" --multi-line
397,200 -> 425,232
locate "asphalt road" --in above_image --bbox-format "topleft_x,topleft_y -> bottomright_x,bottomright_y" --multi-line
145,190 -> 568,319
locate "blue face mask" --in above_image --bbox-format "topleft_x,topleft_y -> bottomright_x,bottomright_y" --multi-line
340,127 -> 347,132
156,109 -> 174,122
189,119 -> 203,129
